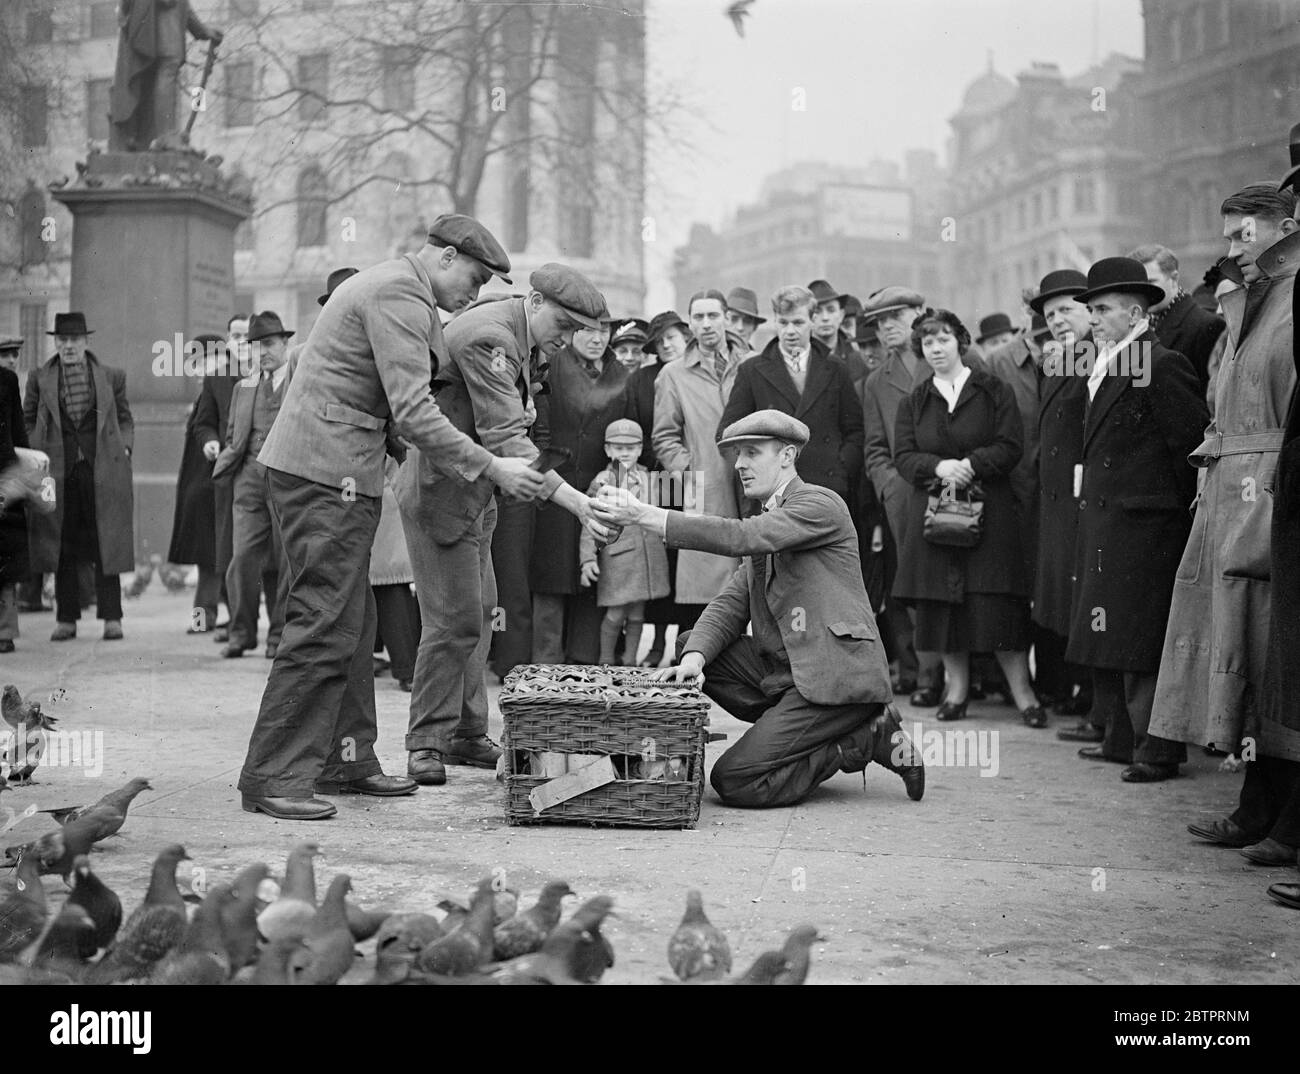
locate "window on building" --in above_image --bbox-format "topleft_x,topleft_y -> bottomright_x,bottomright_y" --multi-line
297,53 -> 329,123
296,166 -> 328,247
1047,185 -> 1059,220
1170,15 -> 1183,61
26,10 -> 53,43
20,304 -> 47,372
86,78 -> 112,141
89,1 -> 117,37
235,218 -> 255,251
1016,200 -> 1026,231
382,46 -> 417,111
20,186 -> 48,266
1189,4 -> 1205,55
225,62 -> 254,126
1031,192 -> 1043,227
1073,175 -> 1097,213
1030,256 -> 1040,283
20,85 -> 48,147
1215,0 -> 1231,47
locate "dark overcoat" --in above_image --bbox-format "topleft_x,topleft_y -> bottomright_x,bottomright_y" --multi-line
1154,292 -> 1225,395
1064,335 -> 1207,671
166,392 -> 216,567
0,368 -> 30,584
892,365 -> 1027,605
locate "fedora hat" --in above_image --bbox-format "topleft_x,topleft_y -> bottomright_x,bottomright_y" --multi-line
247,310 -> 295,343
807,279 -> 850,307
1075,257 -> 1166,308
47,312 -> 93,337
1028,269 -> 1089,315
724,287 -> 766,324
1281,120 -> 1300,192
975,312 -> 1015,343
317,267 -> 359,307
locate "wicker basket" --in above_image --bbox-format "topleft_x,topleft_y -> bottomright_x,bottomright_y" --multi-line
500,664 -> 709,829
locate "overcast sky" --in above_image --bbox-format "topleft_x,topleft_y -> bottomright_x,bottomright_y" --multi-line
641,0 -> 1145,308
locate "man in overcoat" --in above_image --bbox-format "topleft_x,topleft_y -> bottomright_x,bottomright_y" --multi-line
1128,243 -> 1226,396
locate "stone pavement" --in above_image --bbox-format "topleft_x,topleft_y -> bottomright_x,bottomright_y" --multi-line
1,587 -> 1296,984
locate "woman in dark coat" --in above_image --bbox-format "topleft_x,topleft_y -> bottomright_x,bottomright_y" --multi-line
893,309 -> 1046,726
623,310 -> 690,665
0,367 -> 32,652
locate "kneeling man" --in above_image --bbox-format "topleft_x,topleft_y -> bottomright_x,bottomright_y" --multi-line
592,409 -> 924,808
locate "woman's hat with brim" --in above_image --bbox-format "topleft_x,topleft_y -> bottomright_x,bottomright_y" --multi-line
1028,269 -> 1089,315
1074,257 -> 1166,308
642,310 -> 690,353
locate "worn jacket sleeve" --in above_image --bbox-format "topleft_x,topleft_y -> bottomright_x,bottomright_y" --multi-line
652,368 -> 692,473
679,564 -> 751,665
862,372 -> 898,496
966,379 -> 1023,479
112,368 -> 134,453
893,393 -> 941,487
664,487 -> 843,556
363,280 -> 494,484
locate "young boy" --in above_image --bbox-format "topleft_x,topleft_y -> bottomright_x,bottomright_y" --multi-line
579,419 -> 670,665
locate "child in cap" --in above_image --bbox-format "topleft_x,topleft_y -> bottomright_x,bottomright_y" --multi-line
580,419 -> 670,665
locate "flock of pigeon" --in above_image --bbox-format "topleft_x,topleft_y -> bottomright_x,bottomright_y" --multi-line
0,777 -> 823,985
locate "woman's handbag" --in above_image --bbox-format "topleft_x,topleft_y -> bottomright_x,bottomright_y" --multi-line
923,480 -> 984,548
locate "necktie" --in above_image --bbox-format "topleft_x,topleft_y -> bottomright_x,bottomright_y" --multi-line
715,351 -> 727,382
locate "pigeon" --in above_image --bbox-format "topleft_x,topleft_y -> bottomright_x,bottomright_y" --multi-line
492,880 -> 574,960
122,557 -> 155,599
415,877 -> 496,976
3,810 -> 108,880
344,898 -> 391,942
250,936 -> 306,985
29,904 -> 96,983
493,886 -> 519,926
0,850 -> 46,960
436,896 -> 468,932
772,924 -> 822,985
219,862 -> 271,971
36,777 -> 152,829
286,873 -> 357,985
731,950 -> 791,985
1,685 -> 57,784
158,562 -> 189,593
370,912 -> 443,986
667,889 -> 731,981
257,841 -> 320,942
150,883 -> 235,985
85,843 -> 190,983
493,895 -> 616,985
65,854 -> 122,957
567,894 -> 617,983
725,0 -> 754,37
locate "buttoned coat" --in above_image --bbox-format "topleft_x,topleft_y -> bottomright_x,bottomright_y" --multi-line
670,476 -> 892,706
1153,292 -> 1225,395
578,465 -> 670,606
212,364 -> 295,481
717,337 -> 865,499
23,353 -> 135,574
258,253 -> 496,503
892,366 -> 1027,605
1152,230 -> 1299,755
1064,334 -> 1208,671
651,336 -> 746,603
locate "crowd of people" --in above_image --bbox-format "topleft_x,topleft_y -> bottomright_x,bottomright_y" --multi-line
1,131 -> 1299,911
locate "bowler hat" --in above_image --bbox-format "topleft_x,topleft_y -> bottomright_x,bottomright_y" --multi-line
47,312 -> 93,337
724,287 -> 766,324
611,318 -> 649,346
1281,120 -> 1300,192
641,310 -> 689,354
860,286 -> 926,322
808,279 -> 850,307
1028,269 -> 1089,315
604,418 -> 644,444
0,337 -> 23,353
1029,313 -> 1052,341
247,310 -> 295,343
317,266 -> 359,307
530,263 -> 609,330
717,409 -> 810,449
976,312 -> 1015,343
1074,257 -> 1166,308
428,214 -> 512,284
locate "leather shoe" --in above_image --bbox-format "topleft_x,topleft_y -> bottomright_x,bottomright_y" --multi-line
314,773 -> 417,797
1267,882 -> 1300,910
1240,837 -> 1298,866
221,643 -> 247,658
893,677 -> 917,696
1020,704 -> 1048,729
240,794 -> 337,820
103,620 -> 123,640
445,735 -> 503,768
1057,721 -> 1104,742
408,749 -> 447,786
1187,817 -> 1260,847
1121,762 -> 1179,783
213,626 -> 229,643
265,641 -> 278,659
50,622 -> 76,641
1078,745 -> 1128,764
909,685 -> 943,707
935,699 -> 968,722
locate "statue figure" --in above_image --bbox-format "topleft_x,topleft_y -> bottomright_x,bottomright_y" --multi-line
110,0 -> 224,151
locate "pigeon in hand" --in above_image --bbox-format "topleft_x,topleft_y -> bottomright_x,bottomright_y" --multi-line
772,924 -> 823,985
416,877 -> 496,976
65,854 -> 122,957
150,883 -> 235,985
492,880 -> 574,960
286,873 -> 357,985
37,776 -> 152,829
85,843 -> 190,983
1,685 -> 57,784
0,850 -> 46,960
257,841 -> 319,943
667,889 -> 731,981
369,912 -> 444,985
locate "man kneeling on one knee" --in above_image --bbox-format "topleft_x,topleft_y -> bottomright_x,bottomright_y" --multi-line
591,408 -> 924,809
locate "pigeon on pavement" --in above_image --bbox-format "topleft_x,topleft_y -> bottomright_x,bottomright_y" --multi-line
370,912 -> 444,985
257,841 -> 320,942
85,843 -> 190,983
492,880 -> 574,960
0,850 -> 45,960
416,877 -> 495,976
286,874 -> 357,985
772,924 -> 823,985
37,777 -> 152,828
150,884 -> 235,985
1,685 -> 57,784
667,889 -> 731,981
65,854 -> 122,957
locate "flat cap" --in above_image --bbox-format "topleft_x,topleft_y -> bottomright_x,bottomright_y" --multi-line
860,286 -> 925,322
603,418 -> 644,444
717,409 -> 810,449
428,213 -> 512,284
530,263 -> 609,330
0,337 -> 23,353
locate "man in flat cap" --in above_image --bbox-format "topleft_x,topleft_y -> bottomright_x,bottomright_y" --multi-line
397,261 -> 618,788
592,409 -> 924,809
0,338 -> 23,376
237,213 -> 547,821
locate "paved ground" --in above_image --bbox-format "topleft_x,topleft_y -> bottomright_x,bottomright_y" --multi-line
2,586 -> 1296,985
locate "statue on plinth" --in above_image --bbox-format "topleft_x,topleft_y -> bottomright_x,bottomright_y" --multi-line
110,0 -> 224,152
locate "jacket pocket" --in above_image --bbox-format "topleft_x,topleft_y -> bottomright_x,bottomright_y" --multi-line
1221,487 -> 1273,580
323,402 -> 384,431
828,621 -> 874,640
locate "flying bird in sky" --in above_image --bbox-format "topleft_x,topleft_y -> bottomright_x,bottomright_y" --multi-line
726,0 -> 755,38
